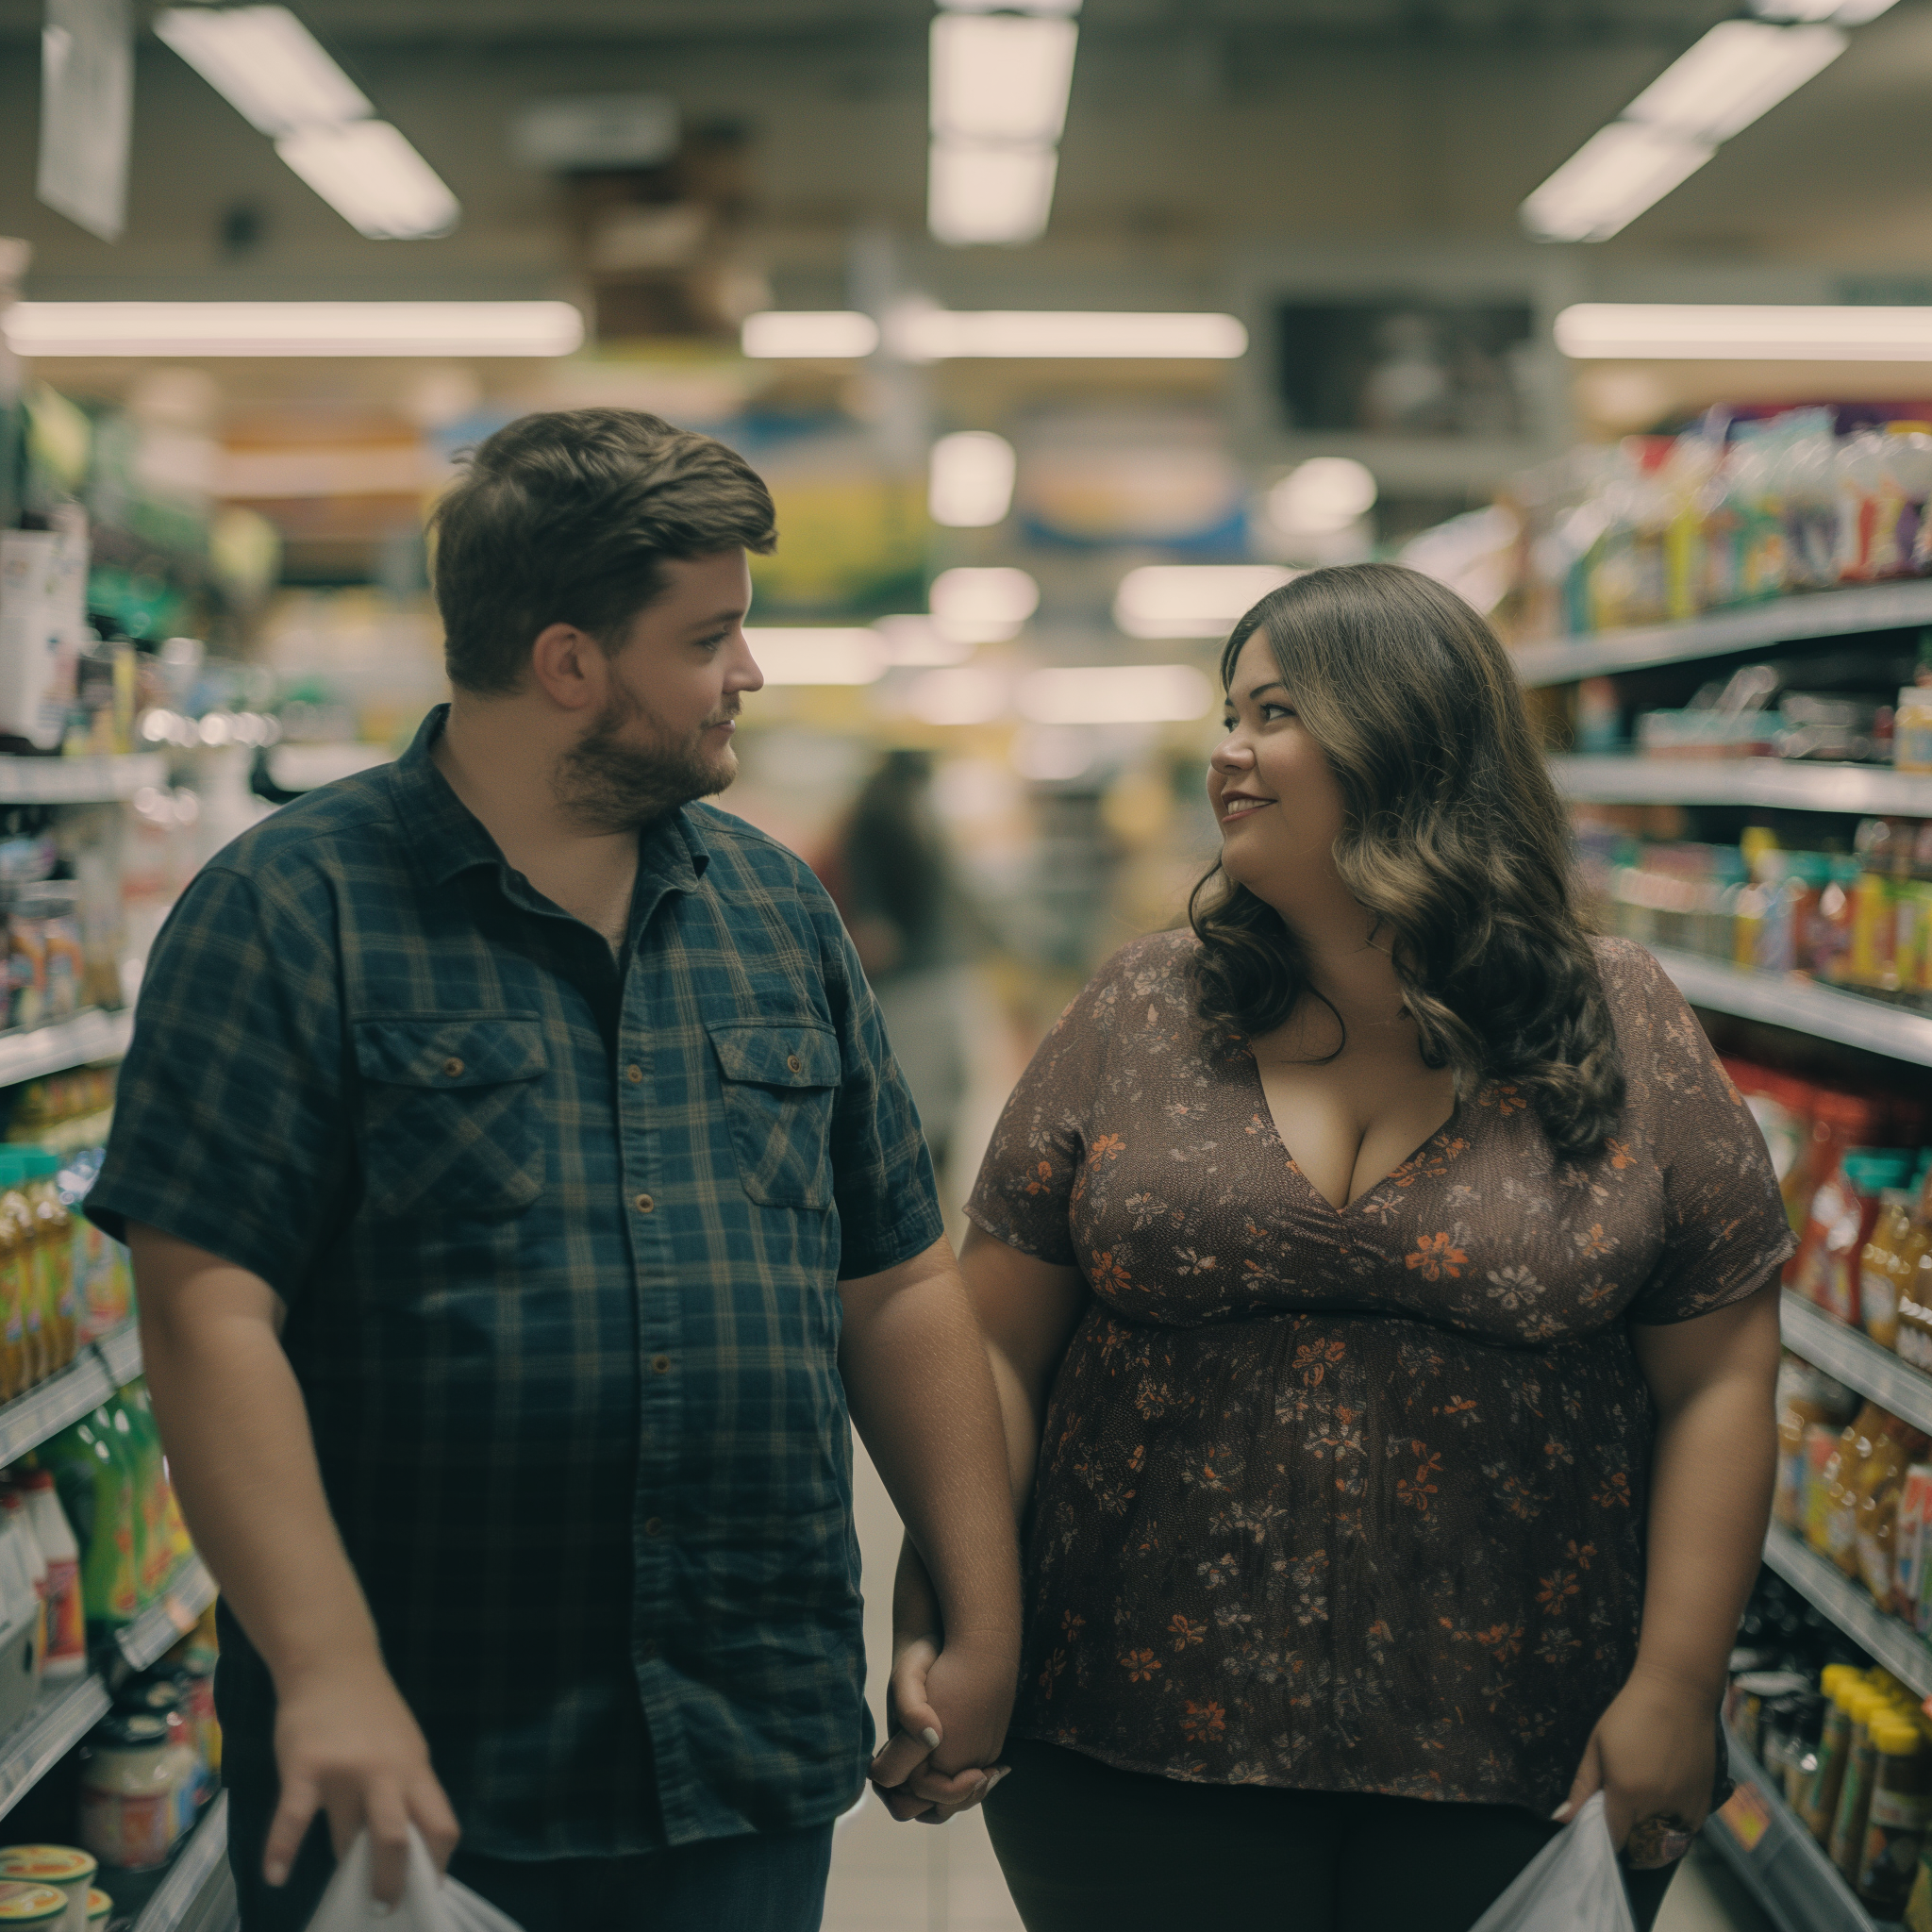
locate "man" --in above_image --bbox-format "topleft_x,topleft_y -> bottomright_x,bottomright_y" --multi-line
88,408 -> 1019,1932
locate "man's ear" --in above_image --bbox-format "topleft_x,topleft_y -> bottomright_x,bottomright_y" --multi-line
528,623 -> 607,712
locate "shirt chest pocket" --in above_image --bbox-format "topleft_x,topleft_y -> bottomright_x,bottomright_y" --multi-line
353,1014 -> 548,1220
708,1020 -> 841,1210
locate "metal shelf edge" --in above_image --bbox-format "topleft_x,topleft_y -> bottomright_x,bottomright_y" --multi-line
133,1792 -> 230,1932
1648,948 -> 1932,1068
1707,1728 -> 1878,1932
1551,755 -> 1932,817
0,1350 -> 115,1467
95,1321 -> 142,1388
0,756 -> 169,808
118,1557 -> 216,1674
0,1675 -> 112,1823
1780,1294 -> 1932,1438
0,1012 -> 134,1087
1763,1524 -> 1932,1699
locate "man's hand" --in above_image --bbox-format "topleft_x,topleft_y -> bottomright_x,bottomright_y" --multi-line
267,1655 -> 460,1905
869,1630 -> 1014,1824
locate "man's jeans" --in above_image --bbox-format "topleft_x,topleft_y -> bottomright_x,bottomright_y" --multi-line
226,1773 -> 834,1932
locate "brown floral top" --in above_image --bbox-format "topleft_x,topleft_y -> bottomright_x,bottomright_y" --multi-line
965,934 -> 1793,1814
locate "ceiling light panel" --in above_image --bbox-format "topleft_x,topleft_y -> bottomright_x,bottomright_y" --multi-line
927,141 -> 1058,247
1113,565 -> 1297,640
3,301 -> 584,358
1624,20 -> 1844,144
740,310 -> 879,359
742,629 -> 886,686
275,122 -> 460,240
891,308 -> 1248,360
1554,303 -> 1932,360
1018,665 -> 1213,726
154,6 -> 371,137
930,14 -> 1077,147
1520,121 -> 1714,243
928,431 -> 1017,527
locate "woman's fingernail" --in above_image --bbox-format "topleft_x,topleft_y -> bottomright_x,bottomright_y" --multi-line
921,1726 -> 941,1749
264,1864 -> 289,1889
987,1767 -> 1010,1790
1550,1806 -> 1572,1823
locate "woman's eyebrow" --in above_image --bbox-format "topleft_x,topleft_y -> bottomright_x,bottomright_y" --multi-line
1237,680 -> 1287,702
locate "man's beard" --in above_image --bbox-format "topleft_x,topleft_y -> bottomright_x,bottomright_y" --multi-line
554,676 -> 738,834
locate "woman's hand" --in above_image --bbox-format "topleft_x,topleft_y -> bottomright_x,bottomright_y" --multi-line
1555,1664 -> 1716,1868
869,1630 -> 1011,1824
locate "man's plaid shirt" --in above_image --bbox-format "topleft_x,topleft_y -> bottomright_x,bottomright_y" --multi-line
90,706 -> 944,1857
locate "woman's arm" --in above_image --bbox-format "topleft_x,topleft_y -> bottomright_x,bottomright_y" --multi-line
873,1225 -> 1089,1818
1557,1277 -> 1782,1857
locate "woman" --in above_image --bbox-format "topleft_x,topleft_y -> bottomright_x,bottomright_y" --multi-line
881,563 -> 1790,1930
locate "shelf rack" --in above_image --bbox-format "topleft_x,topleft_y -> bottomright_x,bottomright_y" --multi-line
0,1334 -> 127,1467
1763,1523 -> 1932,1701
0,757 -> 168,808
1513,581 -> 1932,689
0,1012 -> 133,1089
1648,947 -> 1932,1068
131,1793 -> 234,1932
0,1675 -> 112,1824
1781,1294 -> 1932,1437
1707,1727 -> 1878,1932
1552,755 -> 1932,818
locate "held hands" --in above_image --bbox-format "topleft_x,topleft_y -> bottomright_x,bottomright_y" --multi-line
870,1629 -> 1017,1824
1554,1665 -> 1718,1870
267,1655 -> 461,1907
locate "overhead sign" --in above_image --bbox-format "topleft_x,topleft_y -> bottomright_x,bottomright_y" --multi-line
39,0 -> 134,242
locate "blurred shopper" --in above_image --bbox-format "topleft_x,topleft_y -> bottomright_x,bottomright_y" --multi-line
87,409 -> 1020,1932
832,749 -> 977,1182
879,564 -> 1790,1930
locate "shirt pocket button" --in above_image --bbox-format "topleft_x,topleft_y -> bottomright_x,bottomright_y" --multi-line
651,1354 -> 672,1374
644,1516 -> 665,1537
787,1053 -> 803,1073
634,1192 -> 655,1214
442,1058 -> 464,1078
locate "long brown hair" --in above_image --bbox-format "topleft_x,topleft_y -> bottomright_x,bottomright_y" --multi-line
1189,561 -> 1623,1163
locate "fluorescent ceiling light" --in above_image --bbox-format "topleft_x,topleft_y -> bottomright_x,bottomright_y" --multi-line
743,628 -> 887,686
1555,302 -> 1932,360
907,667 -> 1010,726
1521,121 -> 1714,243
1624,21 -> 1844,144
276,121 -> 460,240
3,300 -> 585,358
1754,0 -> 1897,18
740,310 -> 879,359
873,615 -> 976,668
1269,458 -> 1377,536
154,6 -> 371,137
928,431 -> 1016,527
930,566 -> 1039,643
928,141 -> 1058,248
1019,665 -> 1212,725
930,14 -> 1077,147
889,308 -> 1248,360
1113,565 -> 1297,640
941,0 -> 1080,12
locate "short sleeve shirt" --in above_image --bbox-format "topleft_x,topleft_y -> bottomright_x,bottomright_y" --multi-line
88,707 -> 945,1858
966,932 -> 1792,1815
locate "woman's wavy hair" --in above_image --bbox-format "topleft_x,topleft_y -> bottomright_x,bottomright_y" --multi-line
1189,560 -> 1623,1163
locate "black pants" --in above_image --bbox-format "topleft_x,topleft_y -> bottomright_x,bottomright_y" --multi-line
983,1739 -> 1679,1932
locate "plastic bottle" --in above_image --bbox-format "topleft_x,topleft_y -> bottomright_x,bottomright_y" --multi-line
1824,1403 -> 1887,1573
1783,413 -> 1842,590
16,1469 -> 85,1680
1866,1192 -> 1923,1351
1852,819 -> 1906,991
1860,1712 -> 1932,1914
120,1381 -> 192,1576
0,1157 -> 46,1390
1838,429 -> 1890,582
0,1164 -> 27,1405
1832,1685 -> 1891,1873
38,1411 -> 142,1635
106,1391 -> 171,1603
0,1488 -> 48,1675
1857,1412 -> 1931,1606
1886,425 -> 1932,576
1899,686 -> 1932,775
1810,1674 -> 1873,1841
24,1154 -> 76,1373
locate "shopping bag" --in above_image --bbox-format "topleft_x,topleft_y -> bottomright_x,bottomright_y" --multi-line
304,1827 -> 525,1932
1467,1793 -> 1638,1932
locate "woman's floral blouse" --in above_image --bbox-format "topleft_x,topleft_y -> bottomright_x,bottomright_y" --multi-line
965,933 -> 1794,1814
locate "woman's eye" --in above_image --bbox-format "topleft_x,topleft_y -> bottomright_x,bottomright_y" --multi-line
1260,703 -> 1294,721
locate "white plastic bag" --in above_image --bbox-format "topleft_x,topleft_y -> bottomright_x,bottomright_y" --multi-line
305,1828 -> 525,1932
1468,1793 -> 1638,1932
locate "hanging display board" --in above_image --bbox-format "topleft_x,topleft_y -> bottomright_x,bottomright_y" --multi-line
38,0 -> 133,242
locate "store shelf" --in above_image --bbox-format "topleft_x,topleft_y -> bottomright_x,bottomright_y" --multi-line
0,1343 -> 117,1466
0,1674 -> 112,1824
1513,581 -> 1932,689
0,756 -> 168,808
116,1557 -> 216,1674
10,1108 -> 115,1155
1649,947 -> 1932,1068
132,1792 -> 234,1932
1763,1523 -> 1932,1700
0,1012 -> 133,1087
1552,755 -> 1932,817
1707,1727 -> 1878,1932
97,1319 -> 142,1388
1781,1294 -> 1932,1436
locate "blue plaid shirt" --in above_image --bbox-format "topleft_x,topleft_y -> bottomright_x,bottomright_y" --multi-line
89,706 -> 944,1857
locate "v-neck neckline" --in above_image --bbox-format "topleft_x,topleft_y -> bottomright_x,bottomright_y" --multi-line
1240,1047 -> 1465,1218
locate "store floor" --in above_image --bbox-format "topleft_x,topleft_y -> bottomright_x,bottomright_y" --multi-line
831,1441 -> 1776,1932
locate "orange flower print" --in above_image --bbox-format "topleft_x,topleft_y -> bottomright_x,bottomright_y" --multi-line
1121,1648 -> 1162,1682
1574,1223 -> 1617,1259
1090,1250 -> 1135,1295
1089,1133 -> 1126,1164
1397,1445 -> 1442,1511
1565,1540 -> 1597,1570
1605,1139 -> 1636,1171
1024,1160 -> 1057,1196
1038,1650 -> 1066,1696
1170,1613 -> 1208,1650
1180,1700 -> 1227,1741
1406,1233 -> 1468,1281
1594,1472 -> 1633,1509
1061,1609 -> 1087,1641
1294,1337 -> 1346,1384
1535,1570 -> 1580,1614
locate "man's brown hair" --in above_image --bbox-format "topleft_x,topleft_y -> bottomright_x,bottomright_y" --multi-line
429,408 -> 777,695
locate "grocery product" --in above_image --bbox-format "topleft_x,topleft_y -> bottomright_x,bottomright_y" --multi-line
1861,1713 -> 1932,1914
15,1472 -> 83,1681
1855,1411 -> 1931,1607
1897,1465 -> 1932,1624
0,1491 -> 45,1672
1776,1357 -> 1858,1527
81,1894 -> 106,1932
1817,1402 -> 1888,1573
0,1851 -> 95,1932
1901,685 -> 1932,775
37,1413 -> 141,1635
76,1714 -> 183,1872
1866,1190 -> 1924,1350
0,1888 -> 69,1930
1794,1150 -> 1914,1323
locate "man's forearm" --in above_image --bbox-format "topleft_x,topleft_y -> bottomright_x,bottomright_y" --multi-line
132,1229 -> 384,1691
841,1241 -> 1022,1649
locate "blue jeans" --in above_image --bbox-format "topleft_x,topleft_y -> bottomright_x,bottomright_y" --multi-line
226,1769 -> 833,1932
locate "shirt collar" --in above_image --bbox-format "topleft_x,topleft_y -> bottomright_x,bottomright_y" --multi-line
389,704 -> 713,897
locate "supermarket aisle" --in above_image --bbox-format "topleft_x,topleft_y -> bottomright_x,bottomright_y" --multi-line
831,1441 -> 1774,1932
